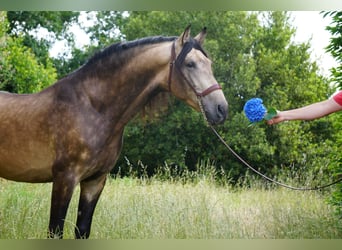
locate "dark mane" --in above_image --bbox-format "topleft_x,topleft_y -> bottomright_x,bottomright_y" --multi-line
85,36 -> 177,67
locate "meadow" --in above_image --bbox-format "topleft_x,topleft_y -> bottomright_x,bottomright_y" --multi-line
0,173 -> 341,239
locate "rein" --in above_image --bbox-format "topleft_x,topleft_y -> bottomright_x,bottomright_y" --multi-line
209,124 -> 342,191
168,41 -> 222,98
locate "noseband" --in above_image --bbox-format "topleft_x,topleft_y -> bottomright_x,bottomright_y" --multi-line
167,41 -> 222,98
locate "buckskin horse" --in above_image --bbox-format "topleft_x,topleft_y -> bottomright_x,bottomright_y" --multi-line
0,26 -> 228,238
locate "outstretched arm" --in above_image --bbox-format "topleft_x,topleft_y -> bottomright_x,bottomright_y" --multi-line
267,97 -> 342,125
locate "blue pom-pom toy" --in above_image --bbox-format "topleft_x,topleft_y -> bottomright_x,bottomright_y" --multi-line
243,98 -> 267,123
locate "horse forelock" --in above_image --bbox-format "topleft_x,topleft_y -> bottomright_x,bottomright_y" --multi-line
175,38 -> 208,68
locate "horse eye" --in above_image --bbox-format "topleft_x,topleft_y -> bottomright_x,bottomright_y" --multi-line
186,61 -> 196,68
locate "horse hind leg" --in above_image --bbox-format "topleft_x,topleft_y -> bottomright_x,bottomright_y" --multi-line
75,174 -> 107,239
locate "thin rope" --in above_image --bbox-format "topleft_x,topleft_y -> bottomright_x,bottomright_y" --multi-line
209,124 -> 342,191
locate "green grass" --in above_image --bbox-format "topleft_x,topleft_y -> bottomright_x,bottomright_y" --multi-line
0,177 -> 341,239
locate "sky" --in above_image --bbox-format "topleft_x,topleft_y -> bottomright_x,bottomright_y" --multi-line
289,11 -> 338,77
50,11 -> 338,78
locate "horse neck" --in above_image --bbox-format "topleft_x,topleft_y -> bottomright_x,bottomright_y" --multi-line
76,41 -> 172,129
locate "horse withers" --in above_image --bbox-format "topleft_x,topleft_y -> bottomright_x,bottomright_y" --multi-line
0,26 -> 228,238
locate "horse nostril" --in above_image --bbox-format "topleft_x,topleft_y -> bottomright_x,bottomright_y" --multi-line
217,104 -> 226,119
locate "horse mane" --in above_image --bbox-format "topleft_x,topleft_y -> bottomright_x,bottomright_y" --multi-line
85,36 -> 177,67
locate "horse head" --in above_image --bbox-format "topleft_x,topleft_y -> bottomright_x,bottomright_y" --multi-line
167,25 -> 228,125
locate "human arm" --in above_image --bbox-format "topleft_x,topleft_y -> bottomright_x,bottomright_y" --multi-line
267,97 -> 342,125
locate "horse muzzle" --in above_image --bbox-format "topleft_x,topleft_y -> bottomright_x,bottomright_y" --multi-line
201,97 -> 228,125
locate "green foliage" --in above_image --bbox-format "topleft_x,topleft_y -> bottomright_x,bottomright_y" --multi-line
6,11 -> 80,78
324,11 -> 342,216
6,11 -> 79,53
0,12 -> 57,93
52,46 -> 95,78
325,11 -> 342,87
86,11 -> 127,47
7,11 -> 79,37
327,112 -> 342,216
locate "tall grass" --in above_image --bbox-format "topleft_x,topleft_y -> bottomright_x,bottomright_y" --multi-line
0,164 -> 341,239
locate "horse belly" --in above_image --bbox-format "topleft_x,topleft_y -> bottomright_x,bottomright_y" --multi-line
0,142 -> 55,183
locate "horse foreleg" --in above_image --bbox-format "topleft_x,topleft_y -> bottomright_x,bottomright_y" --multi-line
75,174 -> 107,239
48,174 -> 77,239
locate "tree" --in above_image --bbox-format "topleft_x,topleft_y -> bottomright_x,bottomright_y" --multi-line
85,11 -> 127,47
0,12 -> 57,93
6,11 -> 81,79
6,11 -> 79,58
325,11 -> 342,88
53,11 -> 128,79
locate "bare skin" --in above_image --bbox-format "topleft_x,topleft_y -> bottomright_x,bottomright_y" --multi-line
267,97 -> 342,125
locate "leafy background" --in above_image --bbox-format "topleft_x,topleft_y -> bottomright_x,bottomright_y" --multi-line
0,11 -> 341,214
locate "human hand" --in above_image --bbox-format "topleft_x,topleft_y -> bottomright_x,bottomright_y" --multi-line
266,111 -> 284,125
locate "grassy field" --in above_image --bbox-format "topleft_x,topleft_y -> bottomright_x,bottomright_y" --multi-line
0,177 -> 341,239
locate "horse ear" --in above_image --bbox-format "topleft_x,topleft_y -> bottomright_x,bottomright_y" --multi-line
177,25 -> 191,46
194,27 -> 207,45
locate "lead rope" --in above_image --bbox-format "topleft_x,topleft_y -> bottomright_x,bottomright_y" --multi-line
197,98 -> 342,190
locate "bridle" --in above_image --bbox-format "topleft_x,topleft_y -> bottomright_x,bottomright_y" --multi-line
167,41 -> 222,98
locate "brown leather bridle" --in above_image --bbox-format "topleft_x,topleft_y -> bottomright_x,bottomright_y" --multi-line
167,41 -> 222,98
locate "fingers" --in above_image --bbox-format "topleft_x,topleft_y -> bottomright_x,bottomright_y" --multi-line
267,111 -> 282,125
267,119 -> 274,125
